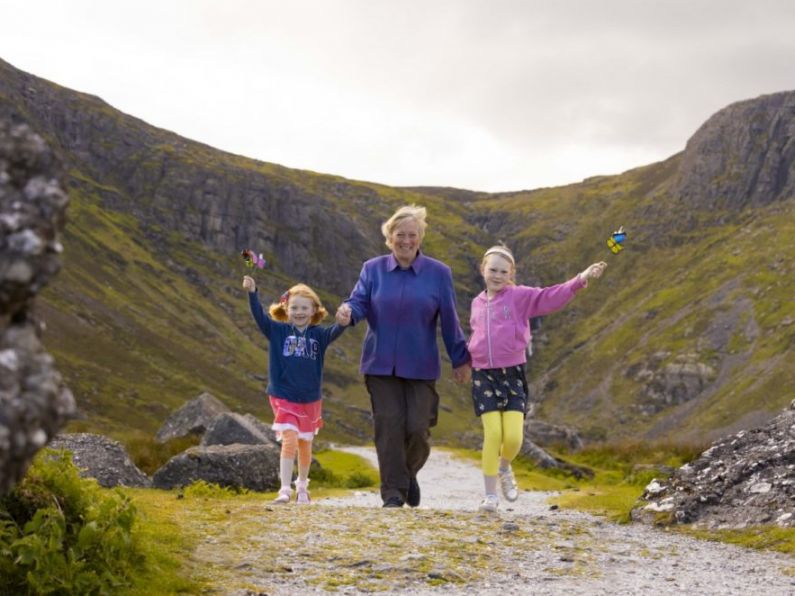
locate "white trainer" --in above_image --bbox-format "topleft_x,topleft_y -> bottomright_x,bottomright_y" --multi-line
272,486 -> 292,504
499,466 -> 519,502
478,494 -> 499,512
295,480 -> 311,505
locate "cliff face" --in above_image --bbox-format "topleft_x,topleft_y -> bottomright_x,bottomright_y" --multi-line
0,58 -> 381,297
673,90 -> 795,210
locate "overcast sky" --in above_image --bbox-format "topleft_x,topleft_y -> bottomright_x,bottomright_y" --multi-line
2,0 -> 795,192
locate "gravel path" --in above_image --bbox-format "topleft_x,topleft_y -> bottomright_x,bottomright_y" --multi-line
317,446 -> 795,595
191,446 -> 794,595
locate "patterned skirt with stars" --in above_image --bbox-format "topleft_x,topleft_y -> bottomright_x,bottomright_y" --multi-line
471,365 -> 529,417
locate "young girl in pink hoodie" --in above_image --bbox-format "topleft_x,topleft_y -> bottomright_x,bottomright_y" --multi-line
468,245 -> 606,512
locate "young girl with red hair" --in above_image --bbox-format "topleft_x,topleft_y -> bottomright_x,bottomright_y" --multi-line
243,275 -> 345,504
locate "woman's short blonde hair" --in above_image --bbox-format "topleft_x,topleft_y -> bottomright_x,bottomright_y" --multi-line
269,283 -> 328,325
381,205 -> 428,249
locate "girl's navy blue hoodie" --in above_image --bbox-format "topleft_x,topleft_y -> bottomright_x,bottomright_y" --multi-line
249,291 -> 345,403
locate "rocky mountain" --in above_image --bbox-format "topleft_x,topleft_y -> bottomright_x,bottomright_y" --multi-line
673,91 -> 795,210
1,56 -> 793,449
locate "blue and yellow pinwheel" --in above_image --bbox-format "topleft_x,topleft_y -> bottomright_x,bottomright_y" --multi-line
607,226 -> 626,254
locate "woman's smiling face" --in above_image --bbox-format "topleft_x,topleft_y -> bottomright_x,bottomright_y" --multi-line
390,218 -> 421,267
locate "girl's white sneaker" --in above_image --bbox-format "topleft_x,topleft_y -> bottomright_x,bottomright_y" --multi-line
295,480 -> 311,505
478,494 -> 499,512
499,466 -> 519,502
273,486 -> 292,504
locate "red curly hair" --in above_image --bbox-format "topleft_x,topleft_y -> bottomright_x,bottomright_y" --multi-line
268,283 -> 328,325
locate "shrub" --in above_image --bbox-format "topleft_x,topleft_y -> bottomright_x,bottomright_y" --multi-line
343,471 -> 375,489
0,450 -> 143,594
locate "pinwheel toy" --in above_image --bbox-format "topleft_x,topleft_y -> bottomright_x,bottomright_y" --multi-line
241,249 -> 267,269
607,226 -> 626,254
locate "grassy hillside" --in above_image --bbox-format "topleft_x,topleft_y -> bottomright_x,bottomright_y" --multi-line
2,57 -> 793,449
38,166 -> 488,447
461,160 -> 795,443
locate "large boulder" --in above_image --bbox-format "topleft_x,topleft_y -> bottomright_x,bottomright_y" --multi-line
200,412 -> 277,446
0,121 -> 74,494
155,392 -> 229,443
152,443 -> 281,491
49,433 -> 151,488
632,399 -> 795,528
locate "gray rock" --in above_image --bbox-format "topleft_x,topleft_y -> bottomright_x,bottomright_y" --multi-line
525,419 -> 583,451
520,439 -> 593,479
632,399 -> 795,528
49,433 -> 151,488
0,120 -> 75,495
201,412 -> 277,446
152,443 -> 281,491
627,353 -> 716,416
155,392 -> 229,443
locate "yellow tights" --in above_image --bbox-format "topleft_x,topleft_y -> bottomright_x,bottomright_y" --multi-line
480,410 -> 525,476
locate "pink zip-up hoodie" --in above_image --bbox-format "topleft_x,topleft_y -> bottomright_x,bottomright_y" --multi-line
468,275 -> 586,369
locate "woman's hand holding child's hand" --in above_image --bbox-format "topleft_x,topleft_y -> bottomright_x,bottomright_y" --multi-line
579,262 -> 607,286
243,275 -> 256,293
336,303 -> 352,327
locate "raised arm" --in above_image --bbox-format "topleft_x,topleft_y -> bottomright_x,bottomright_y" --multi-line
243,275 -> 272,338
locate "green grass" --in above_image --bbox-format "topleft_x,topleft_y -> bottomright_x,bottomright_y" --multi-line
122,489 -> 205,594
118,447 -> 381,591
680,526 -> 795,556
481,440 -> 707,523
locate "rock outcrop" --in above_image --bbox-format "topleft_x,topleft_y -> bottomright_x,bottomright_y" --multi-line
626,352 -> 717,416
0,120 -> 74,494
673,90 -> 795,210
49,433 -> 151,488
524,419 -> 583,451
632,399 -> 795,528
200,412 -> 277,446
519,439 -> 594,479
152,443 -> 281,491
155,392 -> 230,443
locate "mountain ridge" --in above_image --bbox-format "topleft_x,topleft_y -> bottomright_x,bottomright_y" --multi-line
1,56 -> 792,448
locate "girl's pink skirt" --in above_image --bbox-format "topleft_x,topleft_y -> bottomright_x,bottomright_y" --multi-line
268,396 -> 323,441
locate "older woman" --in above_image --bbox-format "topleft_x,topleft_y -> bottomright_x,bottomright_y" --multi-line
336,205 -> 471,508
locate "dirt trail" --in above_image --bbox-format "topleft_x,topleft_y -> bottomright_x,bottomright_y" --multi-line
193,447 -> 795,595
